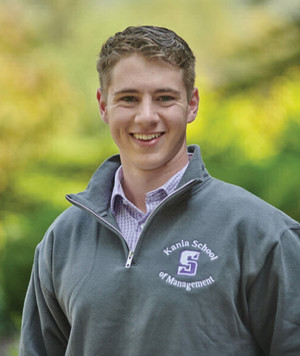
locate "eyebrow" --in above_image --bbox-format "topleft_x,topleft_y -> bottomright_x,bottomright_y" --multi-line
113,88 -> 181,96
114,89 -> 138,95
155,88 -> 181,96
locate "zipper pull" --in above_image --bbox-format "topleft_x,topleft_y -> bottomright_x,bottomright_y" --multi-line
125,250 -> 134,268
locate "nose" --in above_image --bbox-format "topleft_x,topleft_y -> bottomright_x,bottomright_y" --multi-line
135,96 -> 159,126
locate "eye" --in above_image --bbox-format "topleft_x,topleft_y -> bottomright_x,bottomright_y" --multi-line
158,95 -> 175,102
120,96 -> 138,103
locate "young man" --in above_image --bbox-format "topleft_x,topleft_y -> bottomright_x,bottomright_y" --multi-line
20,26 -> 300,355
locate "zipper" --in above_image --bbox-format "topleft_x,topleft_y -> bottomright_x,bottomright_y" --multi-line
66,178 -> 198,269
66,195 -> 134,268
66,195 -> 121,236
138,179 -> 197,233
125,250 -> 134,268
123,179 -> 198,258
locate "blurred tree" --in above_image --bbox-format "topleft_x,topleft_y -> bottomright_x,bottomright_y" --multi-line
0,0 -> 299,339
216,19 -> 300,94
0,1 -> 84,335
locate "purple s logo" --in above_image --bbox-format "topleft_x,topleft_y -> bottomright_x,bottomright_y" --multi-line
177,250 -> 200,276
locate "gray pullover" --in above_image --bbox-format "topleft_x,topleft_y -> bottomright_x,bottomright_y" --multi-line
20,145 -> 300,355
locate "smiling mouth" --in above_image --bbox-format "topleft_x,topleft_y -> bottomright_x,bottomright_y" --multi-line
132,133 -> 163,141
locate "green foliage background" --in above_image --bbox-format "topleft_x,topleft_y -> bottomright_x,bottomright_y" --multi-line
0,0 -> 299,339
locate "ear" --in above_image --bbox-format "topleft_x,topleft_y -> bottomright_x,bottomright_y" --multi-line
96,88 -> 109,124
187,88 -> 199,124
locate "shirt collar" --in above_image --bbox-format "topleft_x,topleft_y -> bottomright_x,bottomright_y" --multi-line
110,166 -> 126,216
110,157 -> 191,216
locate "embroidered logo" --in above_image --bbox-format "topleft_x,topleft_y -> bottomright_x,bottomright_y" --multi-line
159,239 -> 218,292
177,250 -> 200,276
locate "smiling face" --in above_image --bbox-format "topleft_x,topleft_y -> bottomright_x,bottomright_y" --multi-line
97,54 -> 199,178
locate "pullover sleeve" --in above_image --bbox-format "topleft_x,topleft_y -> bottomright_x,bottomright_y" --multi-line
19,239 -> 70,355
247,225 -> 300,355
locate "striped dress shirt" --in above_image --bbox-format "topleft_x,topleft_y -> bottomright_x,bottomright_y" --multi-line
110,162 -> 189,251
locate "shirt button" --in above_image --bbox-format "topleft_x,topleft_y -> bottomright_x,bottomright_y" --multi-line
140,223 -> 145,230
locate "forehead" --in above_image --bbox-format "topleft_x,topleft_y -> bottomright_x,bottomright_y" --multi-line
108,54 -> 185,92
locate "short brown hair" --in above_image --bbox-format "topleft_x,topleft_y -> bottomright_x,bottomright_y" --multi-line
97,26 -> 196,100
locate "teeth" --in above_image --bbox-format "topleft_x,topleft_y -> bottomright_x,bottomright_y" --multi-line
133,133 -> 161,140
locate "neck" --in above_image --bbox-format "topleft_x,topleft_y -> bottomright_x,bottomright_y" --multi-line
121,157 -> 189,213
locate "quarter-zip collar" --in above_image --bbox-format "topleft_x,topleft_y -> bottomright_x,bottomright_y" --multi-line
66,145 -> 210,217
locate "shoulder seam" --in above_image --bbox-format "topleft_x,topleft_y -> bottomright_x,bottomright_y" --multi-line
279,223 -> 300,238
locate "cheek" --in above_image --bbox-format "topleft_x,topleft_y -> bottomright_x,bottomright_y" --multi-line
108,118 -> 128,143
106,108 -> 125,127
109,128 -> 123,150
168,110 -> 189,129
109,124 -> 120,140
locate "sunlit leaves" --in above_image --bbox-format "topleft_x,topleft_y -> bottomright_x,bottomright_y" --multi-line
188,68 -> 300,162
0,0 -> 299,338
